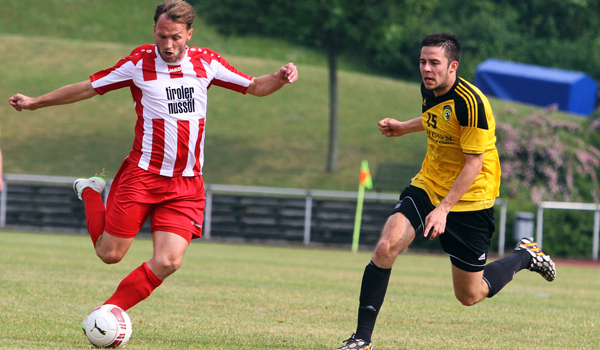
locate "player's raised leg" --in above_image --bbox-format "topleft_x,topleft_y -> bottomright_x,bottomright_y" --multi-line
104,230 -> 188,311
74,176 -> 135,263
336,213 -> 415,350
74,176 -> 107,246
452,244 -> 552,305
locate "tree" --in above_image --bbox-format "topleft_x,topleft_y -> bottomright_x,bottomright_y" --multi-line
195,0 -> 435,172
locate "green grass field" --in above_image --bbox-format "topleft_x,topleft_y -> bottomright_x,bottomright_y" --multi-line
1,231 -> 598,349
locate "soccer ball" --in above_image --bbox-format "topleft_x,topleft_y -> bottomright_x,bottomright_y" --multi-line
82,304 -> 132,348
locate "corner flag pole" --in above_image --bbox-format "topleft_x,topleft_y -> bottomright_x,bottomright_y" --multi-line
352,160 -> 373,253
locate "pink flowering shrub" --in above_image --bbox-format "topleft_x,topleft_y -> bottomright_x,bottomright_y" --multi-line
496,109 -> 600,203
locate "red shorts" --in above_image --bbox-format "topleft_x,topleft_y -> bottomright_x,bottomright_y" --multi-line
104,161 -> 205,243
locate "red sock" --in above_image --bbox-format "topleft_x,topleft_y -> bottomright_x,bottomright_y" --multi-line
82,188 -> 106,246
104,262 -> 163,311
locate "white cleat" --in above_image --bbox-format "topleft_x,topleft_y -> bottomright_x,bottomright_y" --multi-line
73,176 -> 106,201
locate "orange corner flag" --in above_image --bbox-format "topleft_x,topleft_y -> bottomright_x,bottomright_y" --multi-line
359,160 -> 373,190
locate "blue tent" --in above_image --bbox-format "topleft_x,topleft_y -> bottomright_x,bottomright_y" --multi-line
474,59 -> 598,117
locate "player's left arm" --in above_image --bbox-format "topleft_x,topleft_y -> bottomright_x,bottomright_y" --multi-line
246,63 -> 298,97
423,152 -> 484,240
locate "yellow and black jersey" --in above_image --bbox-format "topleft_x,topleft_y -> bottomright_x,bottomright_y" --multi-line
411,77 -> 501,211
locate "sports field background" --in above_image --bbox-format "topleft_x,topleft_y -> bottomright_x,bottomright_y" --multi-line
1,231 -> 598,349
0,1 -> 585,192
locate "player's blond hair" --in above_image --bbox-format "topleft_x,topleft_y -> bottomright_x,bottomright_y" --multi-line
154,0 -> 195,30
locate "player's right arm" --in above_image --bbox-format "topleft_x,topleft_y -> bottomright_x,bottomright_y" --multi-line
8,80 -> 97,111
378,117 -> 424,137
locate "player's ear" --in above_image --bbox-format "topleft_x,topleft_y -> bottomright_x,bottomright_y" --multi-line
449,60 -> 458,74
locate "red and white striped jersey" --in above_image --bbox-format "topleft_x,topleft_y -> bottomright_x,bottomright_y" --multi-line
90,44 -> 253,177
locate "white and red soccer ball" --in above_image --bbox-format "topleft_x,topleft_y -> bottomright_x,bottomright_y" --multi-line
83,304 -> 132,348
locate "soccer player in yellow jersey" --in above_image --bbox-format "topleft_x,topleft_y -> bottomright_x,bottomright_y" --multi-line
336,33 -> 556,350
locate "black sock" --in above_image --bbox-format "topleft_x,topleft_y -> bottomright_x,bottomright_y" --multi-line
483,250 -> 531,297
355,261 -> 391,343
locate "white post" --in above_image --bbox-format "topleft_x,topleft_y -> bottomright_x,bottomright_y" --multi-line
204,188 -> 212,240
498,200 -> 507,257
536,206 -> 544,250
0,181 -> 7,228
593,207 -> 599,262
303,192 -> 313,246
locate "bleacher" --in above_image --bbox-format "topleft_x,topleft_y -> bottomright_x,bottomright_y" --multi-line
207,193 -> 391,246
0,174 -> 399,248
5,182 -> 87,232
209,194 -> 307,242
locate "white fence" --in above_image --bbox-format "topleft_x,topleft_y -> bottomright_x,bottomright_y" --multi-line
536,201 -> 600,261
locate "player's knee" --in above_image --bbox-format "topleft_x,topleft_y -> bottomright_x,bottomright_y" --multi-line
96,249 -> 125,265
374,239 -> 395,260
456,296 -> 478,307
454,291 -> 482,307
154,257 -> 182,277
374,215 -> 412,260
164,258 -> 182,275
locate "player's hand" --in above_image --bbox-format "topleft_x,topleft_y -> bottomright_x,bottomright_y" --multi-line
423,206 -> 449,240
8,94 -> 35,111
378,118 -> 404,137
277,62 -> 298,85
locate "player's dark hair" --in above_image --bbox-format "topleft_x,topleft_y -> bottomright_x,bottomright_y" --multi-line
420,33 -> 462,65
154,0 -> 195,30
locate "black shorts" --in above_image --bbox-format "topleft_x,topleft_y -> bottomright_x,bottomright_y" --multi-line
392,186 -> 495,272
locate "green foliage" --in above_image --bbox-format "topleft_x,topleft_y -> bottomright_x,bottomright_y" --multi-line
496,109 -> 600,203
495,109 -> 600,259
584,114 -> 600,160
420,0 -> 522,82
195,0 -> 600,82
401,0 -> 600,82
196,0 -> 434,55
501,0 -> 600,40
542,209 -> 597,259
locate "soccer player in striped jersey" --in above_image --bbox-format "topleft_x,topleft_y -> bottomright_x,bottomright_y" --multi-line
9,0 -> 297,318
335,33 -> 555,350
